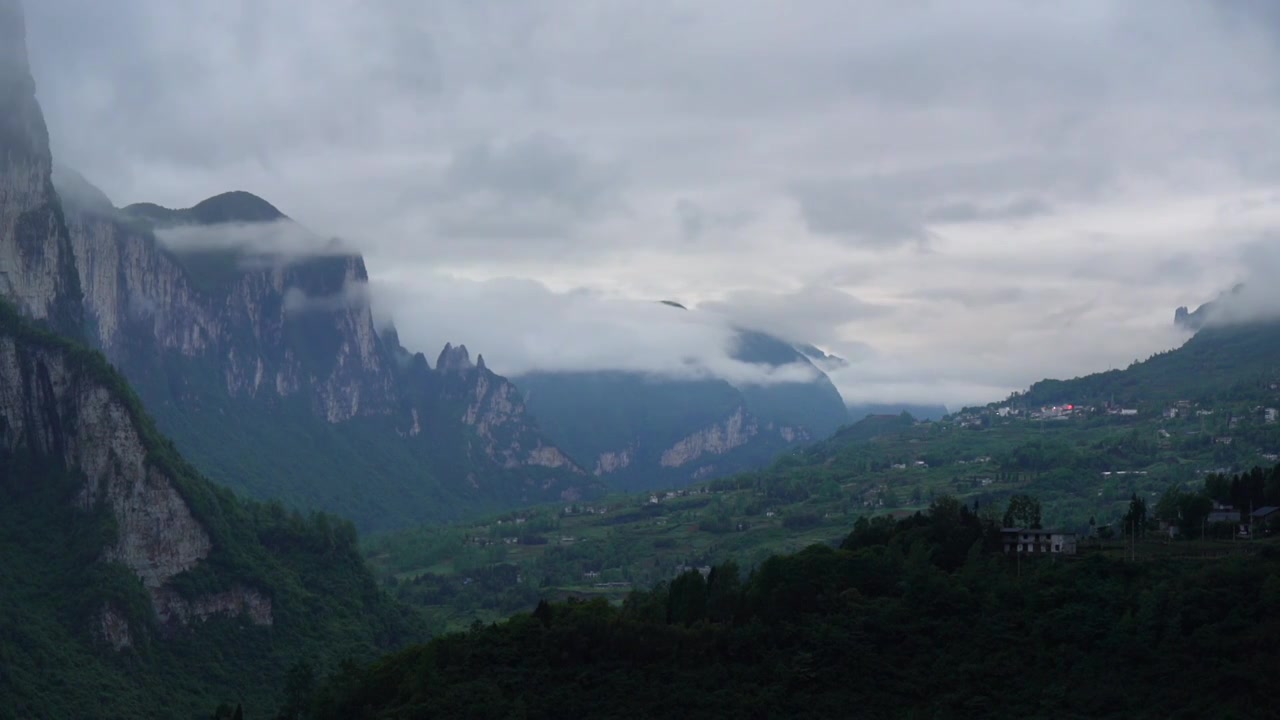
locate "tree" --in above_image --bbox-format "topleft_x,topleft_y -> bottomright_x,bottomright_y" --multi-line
280,660 -> 316,720
705,560 -> 742,623
1002,494 -> 1042,529
667,569 -> 707,625
1122,493 -> 1148,538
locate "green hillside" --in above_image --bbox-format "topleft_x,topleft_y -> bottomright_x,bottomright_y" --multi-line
365,321 -> 1280,632
0,303 -> 425,718
306,499 -> 1280,719
1011,321 -> 1280,410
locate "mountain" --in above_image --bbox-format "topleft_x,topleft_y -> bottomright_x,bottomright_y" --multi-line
1012,318 -> 1280,410
0,301 -> 422,717
847,402 -> 949,422
53,175 -> 593,533
1174,283 -> 1245,332
516,316 -> 850,492
0,6 -> 421,714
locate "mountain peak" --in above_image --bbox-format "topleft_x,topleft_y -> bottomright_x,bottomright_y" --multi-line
437,342 -> 474,372
187,191 -> 286,225
122,191 -> 286,228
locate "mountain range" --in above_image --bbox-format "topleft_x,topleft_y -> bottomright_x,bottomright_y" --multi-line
53,176 -> 595,533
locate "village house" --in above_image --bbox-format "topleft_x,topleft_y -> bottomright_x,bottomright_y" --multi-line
1000,528 -> 1078,555
1252,507 -> 1280,532
1206,505 -> 1240,525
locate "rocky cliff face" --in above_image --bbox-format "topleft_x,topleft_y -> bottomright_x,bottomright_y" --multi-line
0,330 -> 271,644
0,0 -> 82,336
658,406 -> 759,468
61,196 -> 396,422
52,180 -> 591,529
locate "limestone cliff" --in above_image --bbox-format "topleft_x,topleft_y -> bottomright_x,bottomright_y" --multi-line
0,0 -> 82,335
61,195 -> 396,422
659,406 -> 759,468
0,321 -> 271,645
52,179 -> 593,529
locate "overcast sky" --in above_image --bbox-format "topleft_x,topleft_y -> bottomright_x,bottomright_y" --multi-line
22,0 -> 1280,408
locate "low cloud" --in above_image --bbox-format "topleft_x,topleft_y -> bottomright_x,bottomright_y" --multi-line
1190,237 -> 1280,328
155,220 -> 351,261
419,134 -> 624,245
283,282 -> 371,314
373,272 -> 821,388
790,179 -> 933,248
700,285 -> 888,345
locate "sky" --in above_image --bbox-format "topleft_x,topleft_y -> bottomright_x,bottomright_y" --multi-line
20,0 -> 1280,409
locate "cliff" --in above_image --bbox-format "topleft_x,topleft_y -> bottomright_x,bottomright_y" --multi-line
0,301 -> 422,716
0,305 -> 271,637
54,180 -> 591,530
0,0 -> 82,335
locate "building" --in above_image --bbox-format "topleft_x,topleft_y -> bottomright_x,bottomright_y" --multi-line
1001,528 -> 1077,555
1206,506 -> 1240,525
1252,507 -> 1280,532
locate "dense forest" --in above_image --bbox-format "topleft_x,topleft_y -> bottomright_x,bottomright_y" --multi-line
296,487 -> 1280,719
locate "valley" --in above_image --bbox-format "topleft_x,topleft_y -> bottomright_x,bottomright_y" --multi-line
364,330 -> 1280,631
5,0 -> 1280,716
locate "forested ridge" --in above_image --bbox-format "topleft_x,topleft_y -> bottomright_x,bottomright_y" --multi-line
299,490 -> 1280,719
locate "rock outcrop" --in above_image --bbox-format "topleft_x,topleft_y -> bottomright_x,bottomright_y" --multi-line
0,329 -> 272,640
659,407 -> 759,468
0,0 -> 82,335
61,198 -> 397,422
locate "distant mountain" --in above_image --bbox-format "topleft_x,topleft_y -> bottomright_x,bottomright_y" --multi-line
1174,283 -> 1245,332
1011,317 -> 1280,410
847,403 -> 949,423
516,313 -> 850,491
123,190 -> 287,226
54,179 -> 594,533
796,342 -> 848,370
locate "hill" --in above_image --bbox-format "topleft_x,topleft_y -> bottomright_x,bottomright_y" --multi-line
309,500 -> 1280,719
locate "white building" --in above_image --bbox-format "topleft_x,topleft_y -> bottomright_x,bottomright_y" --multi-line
1000,528 -> 1077,555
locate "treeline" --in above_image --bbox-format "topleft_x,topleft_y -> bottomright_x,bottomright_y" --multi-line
288,497 -> 1280,719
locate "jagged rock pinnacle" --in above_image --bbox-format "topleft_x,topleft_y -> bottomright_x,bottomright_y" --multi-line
437,342 -> 475,372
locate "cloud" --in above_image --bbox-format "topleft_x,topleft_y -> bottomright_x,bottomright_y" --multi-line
700,285 -> 888,344
373,272 -> 820,387
675,199 -> 751,242
283,283 -> 370,314
429,134 -> 623,239
1188,236 -> 1280,328
154,220 -> 351,261
925,196 -> 1052,224
20,0 -> 1280,410
790,179 -> 934,248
